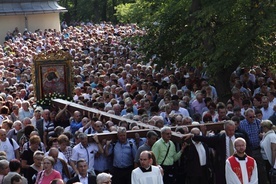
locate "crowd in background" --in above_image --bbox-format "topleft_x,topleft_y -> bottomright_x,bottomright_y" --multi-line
0,21 -> 275,184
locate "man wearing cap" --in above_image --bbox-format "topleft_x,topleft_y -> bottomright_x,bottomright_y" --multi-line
31,106 -> 43,128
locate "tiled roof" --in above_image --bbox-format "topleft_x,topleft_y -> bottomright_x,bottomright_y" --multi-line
0,0 -> 67,15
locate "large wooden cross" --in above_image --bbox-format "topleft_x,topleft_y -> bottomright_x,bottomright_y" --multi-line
52,99 -> 224,142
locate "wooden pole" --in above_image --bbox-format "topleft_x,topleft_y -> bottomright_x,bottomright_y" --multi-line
52,99 -> 225,143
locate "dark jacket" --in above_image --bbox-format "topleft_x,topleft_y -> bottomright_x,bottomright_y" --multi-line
269,112 -> 276,126
66,173 -> 96,184
184,141 -> 211,177
36,119 -> 44,141
193,132 -> 247,184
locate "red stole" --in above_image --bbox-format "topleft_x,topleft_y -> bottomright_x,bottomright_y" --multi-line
228,155 -> 254,184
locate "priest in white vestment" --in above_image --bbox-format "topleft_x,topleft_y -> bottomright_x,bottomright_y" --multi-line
131,151 -> 163,184
225,137 -> 258,184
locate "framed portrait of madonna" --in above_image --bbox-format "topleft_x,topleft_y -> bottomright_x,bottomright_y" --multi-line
32,50 -> 74,103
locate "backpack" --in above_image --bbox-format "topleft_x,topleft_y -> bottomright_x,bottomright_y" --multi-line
9,138 -> 14,148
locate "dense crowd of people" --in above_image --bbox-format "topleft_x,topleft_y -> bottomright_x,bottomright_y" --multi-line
0,21 -> 275,184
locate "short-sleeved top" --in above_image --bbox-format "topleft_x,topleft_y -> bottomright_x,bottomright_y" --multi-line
0,138 -> 19,161
25,166 -> 39,184
21,148 -> 35,165
71,143 -> 99,172
110,140 -> 137,168
36,169 -> 62,184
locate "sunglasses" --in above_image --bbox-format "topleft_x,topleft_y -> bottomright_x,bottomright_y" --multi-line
248,116 -> 256,119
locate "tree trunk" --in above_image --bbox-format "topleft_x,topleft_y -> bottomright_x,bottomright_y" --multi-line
214,69 -> 234,103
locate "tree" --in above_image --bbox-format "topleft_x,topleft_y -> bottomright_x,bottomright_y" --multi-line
116,0 -> 276,101
59,0 -> 136,23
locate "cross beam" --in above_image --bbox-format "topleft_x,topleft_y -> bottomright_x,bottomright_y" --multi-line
52,99 -> 225,143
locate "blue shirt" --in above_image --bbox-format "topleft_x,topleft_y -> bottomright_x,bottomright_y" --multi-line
70,120 -> 82,134
120,107 -> 138,116
239,119 -> 261,149
94,150 -> 112,172
109,140 -> 137,168
53,159 -> 67,181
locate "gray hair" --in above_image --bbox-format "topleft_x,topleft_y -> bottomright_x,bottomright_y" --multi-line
0,160 -> 9,170
161,126 -> 171,134
78,133 -> 87,139
96,172 -> 112,184
13,120 -> 22,127
261,120 -> 273,130
117,127 -> 127,134
223,120 -> 236,129
244,108 -> 255,116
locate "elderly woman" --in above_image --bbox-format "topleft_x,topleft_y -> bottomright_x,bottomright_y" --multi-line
0,159 -> 9,183
25,151 -> 44,184
21,135 -> 42,173
57,134 -> 72,164
96,172 -> 112,184
35,156 -> 62,184
260,120 -> 276,179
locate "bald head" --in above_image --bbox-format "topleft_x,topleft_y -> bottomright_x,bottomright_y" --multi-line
23,117 -> 31,127
48,147 -> 59,162
74,111 -> 82,122
0,129 -> 6,142
190,128 -> 200,136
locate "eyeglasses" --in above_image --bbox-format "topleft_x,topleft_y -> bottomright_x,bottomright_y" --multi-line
248,116 -> 256,119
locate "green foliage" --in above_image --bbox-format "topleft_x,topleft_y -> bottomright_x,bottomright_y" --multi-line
120,0 -> 276,78
115,3 -> 135,23
59,0 -> 121,22
59,0 -> 141,23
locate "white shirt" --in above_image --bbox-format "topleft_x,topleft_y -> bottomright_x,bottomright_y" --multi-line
261,106 -> 274,120
225,157 -> 258,184
226,136 -> 236,159
30,117 -> 41,128
71,143 -> 99,173
18,108 -> 33,122
78,174 -> 88,184
0,138 -> 19,161
192,140 -> 206,166
269,98 -> 276,108
171,107 -> 190,117
131,165 -> 163,184
45,151 -> 67,163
